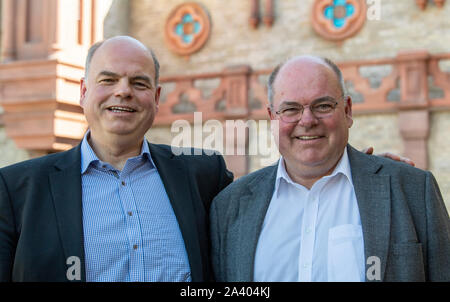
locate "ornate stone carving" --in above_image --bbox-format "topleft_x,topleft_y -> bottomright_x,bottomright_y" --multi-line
416,0 -> 427,10
165,2 -> 211,56
434,0 -> 446,8
263,0 -> 274,27
249,0 -> 274,29
311,0 -> 367,41
249,0 -> 260,28
416,0 -> 446,10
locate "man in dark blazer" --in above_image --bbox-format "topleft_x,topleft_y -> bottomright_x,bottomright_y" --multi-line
0,36 -> 233,282
210,55 -> 450,282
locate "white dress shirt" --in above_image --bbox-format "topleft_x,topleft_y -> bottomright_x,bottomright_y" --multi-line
254,149 -> 365,282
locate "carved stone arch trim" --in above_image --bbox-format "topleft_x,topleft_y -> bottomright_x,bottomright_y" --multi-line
164,2 -> 211,57
311,0 -> 367,41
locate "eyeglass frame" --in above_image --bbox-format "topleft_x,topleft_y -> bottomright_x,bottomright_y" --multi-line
270,95 -> 347,123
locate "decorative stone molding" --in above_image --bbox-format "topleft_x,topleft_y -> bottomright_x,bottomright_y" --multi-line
434,0 -> 446,8
164,2 -> 211,57
249,0 -> 260,28
249,0 -> 274,29
398,110 -> 429,169
396,50 -> 431,169
263,0 -> 275,27
416,0 -> 446,10
311,0 -> 367,41
0,0 -> 111,152
416,0 -> 427,10
0,59 -> 87,151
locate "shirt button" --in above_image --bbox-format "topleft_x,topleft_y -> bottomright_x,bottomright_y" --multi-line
302,263 -> 309,269
127,211 -> 133,216
121,181 -> 126,186
306,227 -> 312,234
133,244 -> 138,250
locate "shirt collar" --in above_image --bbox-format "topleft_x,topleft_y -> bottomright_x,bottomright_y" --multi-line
80,130 -> 154,174
274,147 -> 353,196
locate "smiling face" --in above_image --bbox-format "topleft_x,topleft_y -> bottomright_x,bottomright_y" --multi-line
80,37 -> 160,146
269,57 -> 353,182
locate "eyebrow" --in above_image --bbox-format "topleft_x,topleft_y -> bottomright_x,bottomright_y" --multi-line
96,71 -> 154,87
279,96 -> 337,107
97,70 -> 119,79
132,75 -> 152,85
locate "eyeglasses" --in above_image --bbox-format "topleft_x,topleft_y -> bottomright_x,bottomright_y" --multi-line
273,97 -> 342,123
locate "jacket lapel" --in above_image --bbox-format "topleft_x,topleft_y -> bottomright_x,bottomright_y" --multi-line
237,165 -> 278,281
148,144 -> 203,281
48,145 -> 86,282
347,145 -> 391,281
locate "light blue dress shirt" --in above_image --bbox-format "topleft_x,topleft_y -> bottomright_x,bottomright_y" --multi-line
80,132 -> 191,282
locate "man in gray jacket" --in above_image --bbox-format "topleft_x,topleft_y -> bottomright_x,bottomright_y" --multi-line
210,55 -> 450,282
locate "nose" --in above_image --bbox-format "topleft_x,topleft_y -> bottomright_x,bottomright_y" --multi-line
298,106 -> 319,128
114,78 -> 132,99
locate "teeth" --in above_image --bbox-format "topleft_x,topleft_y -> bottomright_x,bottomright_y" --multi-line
298,136 -> 320,140
108,106 -> 135,112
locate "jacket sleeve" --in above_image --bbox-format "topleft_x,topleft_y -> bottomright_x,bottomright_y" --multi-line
205,154 -> 232,282
0,171 -> 16,282
216,154 -> 234,193
210,195 -> 223,282
424,171 -> 450,281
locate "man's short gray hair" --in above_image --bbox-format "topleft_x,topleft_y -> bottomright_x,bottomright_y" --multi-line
84,40 -> 160,85
267,56 -> 346,108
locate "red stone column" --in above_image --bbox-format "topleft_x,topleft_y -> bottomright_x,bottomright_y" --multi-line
396,50 -> 430,169
223,120 -> 250,178
1,0 -> 16,62
223,65 -> 251,117
222,65 -> 252,178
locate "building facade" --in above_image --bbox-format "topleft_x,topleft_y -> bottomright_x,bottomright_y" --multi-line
1,0 -> 449,210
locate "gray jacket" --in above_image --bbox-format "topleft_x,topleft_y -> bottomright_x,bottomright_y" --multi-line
210,145 -> 450,281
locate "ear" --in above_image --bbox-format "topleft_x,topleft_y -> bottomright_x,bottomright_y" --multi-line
344,95 -> 353,128
267,105 -> 276,120
154,85 -> 162,112
80,77 -> 87,107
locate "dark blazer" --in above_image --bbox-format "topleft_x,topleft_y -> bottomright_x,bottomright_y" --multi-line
210,145 -> 450,281
0,143 -> 233,282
